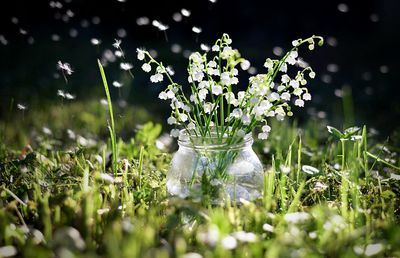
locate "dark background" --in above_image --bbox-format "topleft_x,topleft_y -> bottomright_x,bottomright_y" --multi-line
0,0 -> 399,134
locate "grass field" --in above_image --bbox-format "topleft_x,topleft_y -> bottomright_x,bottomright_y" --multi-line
0,99 -> 399,258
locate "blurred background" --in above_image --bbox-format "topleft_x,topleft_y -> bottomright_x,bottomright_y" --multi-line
0,0 -> 399,142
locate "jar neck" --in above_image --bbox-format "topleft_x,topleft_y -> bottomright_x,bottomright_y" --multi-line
177,128 -> 253,151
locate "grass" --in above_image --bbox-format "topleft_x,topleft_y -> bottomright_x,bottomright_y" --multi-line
0,100 -> 399,258
97,60 -> 118,175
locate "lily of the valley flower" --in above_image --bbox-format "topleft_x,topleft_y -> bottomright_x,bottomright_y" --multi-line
135,33 -> 323,140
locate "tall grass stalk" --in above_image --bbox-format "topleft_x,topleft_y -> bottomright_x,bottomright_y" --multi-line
296,136 -> 302,184
340,139 -> 348,219
366,151 -> 400,171
138,145 -> 144,189
362,126 -> 370,185
287,181 -> 305,213
279,168 -> 288,212
2,186 -> 27,207
97,60 -> 118,174
263,157 -> 276,211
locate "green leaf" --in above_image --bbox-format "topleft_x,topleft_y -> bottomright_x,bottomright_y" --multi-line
135,122 -> 162,145
326,125 -> 344,139
343,126 -> 360,138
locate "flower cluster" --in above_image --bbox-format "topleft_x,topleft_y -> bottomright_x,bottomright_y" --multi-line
136,34 -> 323,140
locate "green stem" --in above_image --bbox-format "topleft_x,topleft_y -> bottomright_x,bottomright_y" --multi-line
98,60 -> 118,175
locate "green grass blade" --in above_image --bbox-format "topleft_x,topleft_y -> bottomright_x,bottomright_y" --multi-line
97,59 -> 118,174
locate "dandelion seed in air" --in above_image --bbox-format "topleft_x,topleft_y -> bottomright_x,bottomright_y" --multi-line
62,14 -> 70,23
181,9 -> 191,17
80,19 -> 90,28
273,46 -> 283,56
173,13 -> 182,22
69,28 -> 78,38
65,93 -> 75,100
49,1 -> 63,8
119,61 -> 134,78
152,20 -> 169,41
100,99 -> 108,106
66,10 -> 74,18
192,26 -> 202,42
113,81 -> 124,97
51,34 -> 61,41
152,20 -> 169,31
54,13 -> 61,20
370,14 -> 379,22
149,49 -> 158,58
337,3 -> 349,13
11,17 -> 19,24
120,62 -> 133,71
19,28 -> 27,35
103,49 -> 116,62
58,61 -> 73,75
57,61 -> 73,83
113,81 -> 123,88
58,89 -> 75,100
166,66 -> 175,76
57,89 -> 65,98
92,16 -> 101,25
27,37 -> 35,45
327,64 -> 339,73
117,28 -> 127,38
248,67 -> 257,75
17,104 -> 27,111
321,74 -> 332,84
200,43 -> 210,52
334,89 -> 343,98
158,24 -> 169,32
136,17 -> 150,26
115,50 -> 124,58
326,37 -> 338,47
90,38 -> 101,45
17,103 -> 27,120
379,65 -> 389,74
171,44 -> 182,54
0,35 -> 8,45
192,26 -> 202,34
113,39 -> 121,49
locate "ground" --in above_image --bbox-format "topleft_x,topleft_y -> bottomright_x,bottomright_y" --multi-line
0,101 -> 399,258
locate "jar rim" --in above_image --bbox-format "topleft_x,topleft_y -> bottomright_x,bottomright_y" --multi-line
177,128 -> 253,150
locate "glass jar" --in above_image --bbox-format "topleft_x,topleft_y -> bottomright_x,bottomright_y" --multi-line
166,129 -> 264,202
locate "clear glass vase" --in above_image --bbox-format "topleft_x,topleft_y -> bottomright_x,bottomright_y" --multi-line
166,129 -> 264,202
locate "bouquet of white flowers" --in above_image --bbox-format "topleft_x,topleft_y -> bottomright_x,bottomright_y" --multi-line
137,34 -> 323,141
137,34 -> 323,200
